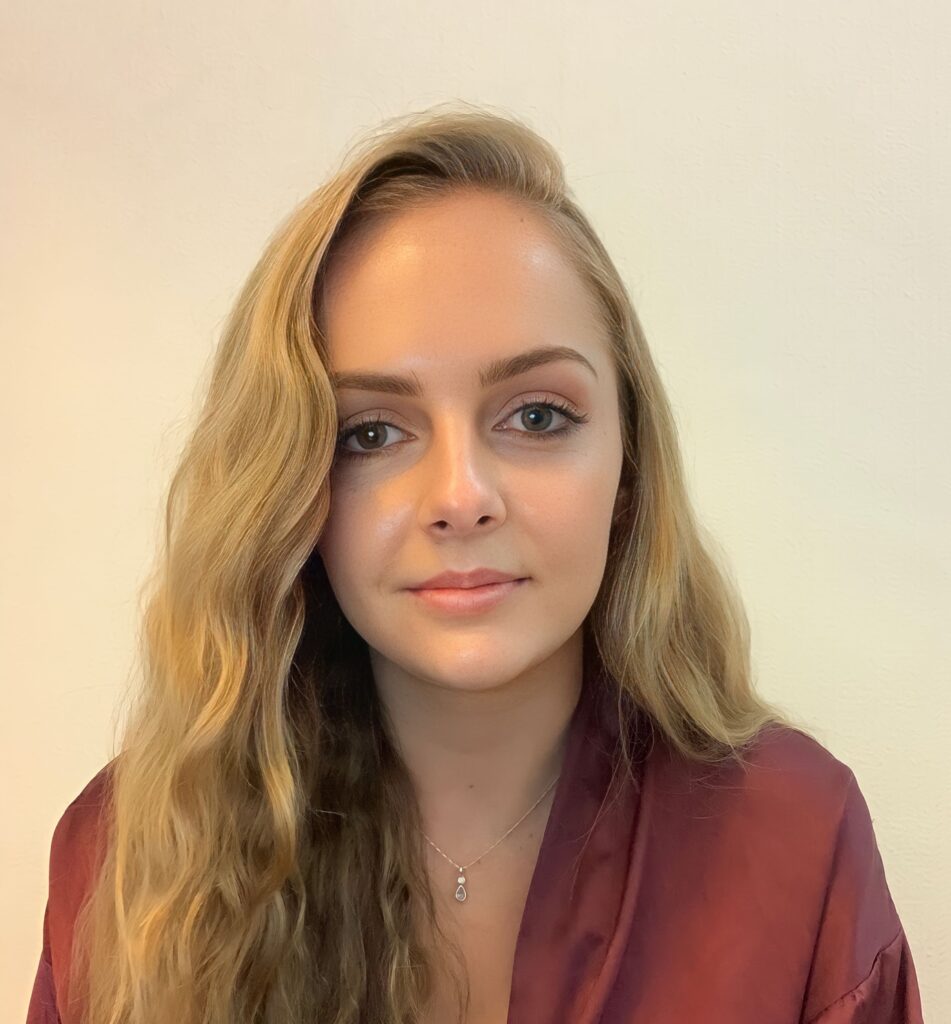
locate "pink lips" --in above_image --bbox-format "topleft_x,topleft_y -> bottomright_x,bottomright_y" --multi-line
408,578 -> 528,614
410,567 -> 523,590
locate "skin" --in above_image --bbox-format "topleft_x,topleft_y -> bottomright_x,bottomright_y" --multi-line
315,188 -> 626,866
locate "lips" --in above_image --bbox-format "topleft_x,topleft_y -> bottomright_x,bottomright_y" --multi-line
408,568 -> 525,590
408,577 -> 526,614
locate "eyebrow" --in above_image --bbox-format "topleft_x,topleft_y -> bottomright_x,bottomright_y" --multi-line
331,344 -> 598,396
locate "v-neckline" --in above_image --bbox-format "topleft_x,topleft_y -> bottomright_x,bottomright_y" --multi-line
503,654 -> 647,1024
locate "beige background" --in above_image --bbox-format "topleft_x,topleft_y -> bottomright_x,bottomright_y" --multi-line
2,2 -> 948,1018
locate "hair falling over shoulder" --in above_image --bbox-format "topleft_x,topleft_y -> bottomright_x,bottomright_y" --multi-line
70,100 -> 806,1024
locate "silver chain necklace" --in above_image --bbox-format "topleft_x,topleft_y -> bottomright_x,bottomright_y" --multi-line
420,772 -> 561,903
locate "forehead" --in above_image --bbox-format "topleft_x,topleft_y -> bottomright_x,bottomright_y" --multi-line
319,191 -> 608,377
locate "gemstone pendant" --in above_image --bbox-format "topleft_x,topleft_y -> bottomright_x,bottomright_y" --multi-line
455,874 -> 467,902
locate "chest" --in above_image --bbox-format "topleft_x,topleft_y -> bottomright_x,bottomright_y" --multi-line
420,828 -> 547,1024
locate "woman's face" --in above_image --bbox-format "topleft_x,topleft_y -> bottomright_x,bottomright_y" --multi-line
316,190 -> 625,692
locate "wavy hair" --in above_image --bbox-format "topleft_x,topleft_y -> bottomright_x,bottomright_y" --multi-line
68,101 -> 806,1024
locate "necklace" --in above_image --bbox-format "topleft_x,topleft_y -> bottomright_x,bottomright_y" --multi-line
420,772 -> 561,903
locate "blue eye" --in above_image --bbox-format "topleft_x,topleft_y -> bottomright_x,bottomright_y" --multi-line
335,398 -> 589,460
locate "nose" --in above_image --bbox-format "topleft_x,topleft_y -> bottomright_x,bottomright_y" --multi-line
416,418 -> 506,534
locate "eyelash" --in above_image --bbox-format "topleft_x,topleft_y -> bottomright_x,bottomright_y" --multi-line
335,397 -> 589,461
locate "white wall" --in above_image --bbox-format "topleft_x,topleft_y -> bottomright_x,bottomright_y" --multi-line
2,1 -> 947,1017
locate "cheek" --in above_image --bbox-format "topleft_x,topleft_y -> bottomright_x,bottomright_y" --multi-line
521,461 -> 618,536
317,487 -> 396,579
553,500 -> 614,561
315,492 -> 361,581
515,483 -> 616,595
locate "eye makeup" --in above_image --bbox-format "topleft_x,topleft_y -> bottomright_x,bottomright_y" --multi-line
335,394 -> 590,460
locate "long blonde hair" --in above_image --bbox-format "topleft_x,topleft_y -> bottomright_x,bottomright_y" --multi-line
69,101 -> 806,1024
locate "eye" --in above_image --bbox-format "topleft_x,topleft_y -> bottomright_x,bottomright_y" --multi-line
497,397 -> 588,440
335,396 -> 589,461
336,416 -> 410,458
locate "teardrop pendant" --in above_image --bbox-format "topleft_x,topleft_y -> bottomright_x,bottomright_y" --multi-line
455,874 -> 467,902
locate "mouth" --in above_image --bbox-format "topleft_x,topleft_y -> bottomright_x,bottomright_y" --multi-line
407,578 -> 529,614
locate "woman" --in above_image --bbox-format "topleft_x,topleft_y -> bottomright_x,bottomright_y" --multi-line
27,103 -> 924,1024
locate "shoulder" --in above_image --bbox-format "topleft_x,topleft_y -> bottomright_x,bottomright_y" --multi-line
752,729 -> 924,1022
735,723 -> 858,821
49,759 -> 116,882
45,760 -> 117,960
643,722 -> 896,930
730,725 -> 895,905
646,722 -> 857,837
646,724 -> 920,1019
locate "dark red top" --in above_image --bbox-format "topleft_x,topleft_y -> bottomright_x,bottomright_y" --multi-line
28,660 -> 925,1023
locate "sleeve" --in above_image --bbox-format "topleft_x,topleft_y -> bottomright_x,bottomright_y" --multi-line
26,902 -> 62,1024
801,771 -> 925,1024
26,762 -> 115,1024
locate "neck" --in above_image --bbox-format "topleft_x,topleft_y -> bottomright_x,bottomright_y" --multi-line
371,632 -> 584,860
